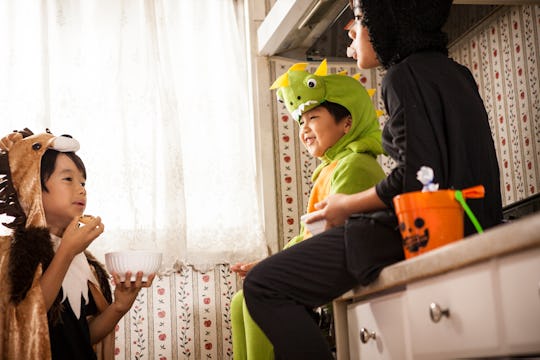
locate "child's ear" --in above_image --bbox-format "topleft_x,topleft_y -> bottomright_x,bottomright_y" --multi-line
343,116 -> 353,134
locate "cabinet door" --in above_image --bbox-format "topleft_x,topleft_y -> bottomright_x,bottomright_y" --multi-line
347,292 -> 408,360
498,247 -> 540,352
406,262 -> 499,359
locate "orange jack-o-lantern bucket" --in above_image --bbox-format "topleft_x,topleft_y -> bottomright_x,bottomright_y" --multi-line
393,186 -> 484,259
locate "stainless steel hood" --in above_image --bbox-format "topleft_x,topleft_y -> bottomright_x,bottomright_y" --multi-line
257,0 -> 349,58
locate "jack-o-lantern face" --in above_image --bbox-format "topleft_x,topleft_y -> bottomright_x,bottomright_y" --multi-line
400,217 -> 429,253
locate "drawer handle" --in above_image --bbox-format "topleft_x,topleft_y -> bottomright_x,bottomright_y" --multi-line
359,327 -> 376,343
429,302 -> 450,323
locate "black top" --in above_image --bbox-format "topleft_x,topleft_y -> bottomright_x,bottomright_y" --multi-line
49,290 -> 98,360
375,51 -> 503,235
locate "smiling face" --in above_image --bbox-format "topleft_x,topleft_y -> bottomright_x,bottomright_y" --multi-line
41,153 -> 87,236
299,105 -> 351,158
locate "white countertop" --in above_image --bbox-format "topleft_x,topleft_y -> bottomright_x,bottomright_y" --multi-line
337,212 -> 540,302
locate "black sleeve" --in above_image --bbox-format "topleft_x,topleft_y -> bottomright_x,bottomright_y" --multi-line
375,62 -> 446,208
375,104 -> 406,208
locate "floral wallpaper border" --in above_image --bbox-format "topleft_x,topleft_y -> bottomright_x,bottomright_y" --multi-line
114,265 -> 237,360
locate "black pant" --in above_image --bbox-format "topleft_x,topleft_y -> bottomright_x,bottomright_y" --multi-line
243,211 -> 404,360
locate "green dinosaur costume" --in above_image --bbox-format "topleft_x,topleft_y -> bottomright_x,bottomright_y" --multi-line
231,60 -> 386,360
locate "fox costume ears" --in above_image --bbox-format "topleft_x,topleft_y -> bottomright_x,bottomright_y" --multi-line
0,128 -> 80,229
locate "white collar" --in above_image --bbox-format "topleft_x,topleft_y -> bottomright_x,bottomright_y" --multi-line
50,233 -> 99,319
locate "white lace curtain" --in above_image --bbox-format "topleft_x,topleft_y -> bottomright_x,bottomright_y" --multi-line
0,0 -> 267,271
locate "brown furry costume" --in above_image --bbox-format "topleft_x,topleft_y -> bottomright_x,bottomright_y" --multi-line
0,128 -> 114,360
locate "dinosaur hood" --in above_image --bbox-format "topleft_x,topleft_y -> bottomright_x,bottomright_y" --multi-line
0,128 -> 80,230
350,0 -> 452,69
271,59 -> 383,167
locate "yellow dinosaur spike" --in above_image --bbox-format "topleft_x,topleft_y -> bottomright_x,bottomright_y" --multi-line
352,73 -> 361,81
337,70 -> 348,76
289,62 -> 308,71
367,88 -> 376,98
314,59 -> 328,76
376,109 -> 385,117
270,72 -> 289,90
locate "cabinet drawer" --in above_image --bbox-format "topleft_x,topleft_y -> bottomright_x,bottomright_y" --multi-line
498,247 -> 540,352
347,291 -> 407,360
406,261 -> 498,359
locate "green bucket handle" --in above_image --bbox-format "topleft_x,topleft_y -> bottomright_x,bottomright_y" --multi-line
454,185 -> 485,234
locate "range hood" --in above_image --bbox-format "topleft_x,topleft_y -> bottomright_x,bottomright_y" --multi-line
257,0 -> 349,58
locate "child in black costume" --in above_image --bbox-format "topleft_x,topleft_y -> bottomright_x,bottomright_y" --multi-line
0,129 -> 155,359
242,1 -> 503,359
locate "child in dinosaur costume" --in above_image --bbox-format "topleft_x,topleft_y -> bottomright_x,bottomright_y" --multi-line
230,59 -> 386,359
0,128 -> 153,359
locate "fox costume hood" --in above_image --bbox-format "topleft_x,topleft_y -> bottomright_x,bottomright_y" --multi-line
0,128 -> 113,360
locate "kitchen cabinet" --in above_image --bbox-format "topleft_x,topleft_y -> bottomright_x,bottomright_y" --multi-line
406,261 -> 499,359
347,291 -> 408,360
336,213 -> 540,360
498,247 -> 540,353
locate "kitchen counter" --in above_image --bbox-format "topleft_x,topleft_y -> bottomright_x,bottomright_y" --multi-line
333,212 -> 540,360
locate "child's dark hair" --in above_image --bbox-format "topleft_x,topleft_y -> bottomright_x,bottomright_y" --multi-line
41,150 -> 86,192
318,101 -> 351,123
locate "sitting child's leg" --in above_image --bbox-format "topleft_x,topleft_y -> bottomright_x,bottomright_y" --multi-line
231,291 -> 248,360
244,227 -> 358,360
232,290 -> 274,360
242,294 -> 274,360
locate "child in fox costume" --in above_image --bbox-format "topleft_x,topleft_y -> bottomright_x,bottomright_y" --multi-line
0,128 -> 153,359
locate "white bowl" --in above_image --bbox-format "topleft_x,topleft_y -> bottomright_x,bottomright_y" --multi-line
105,251 -> 162,282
